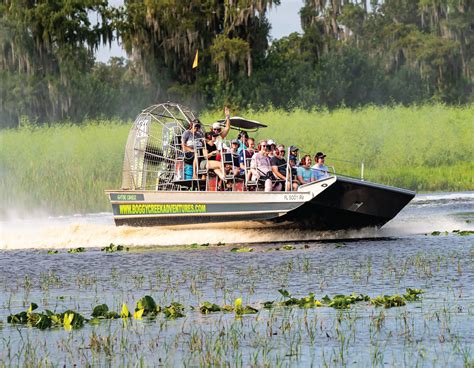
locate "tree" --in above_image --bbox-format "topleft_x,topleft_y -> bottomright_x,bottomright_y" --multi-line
0,0 -> 115,126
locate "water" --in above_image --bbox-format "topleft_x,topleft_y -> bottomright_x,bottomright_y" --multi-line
0,192 -> 473,366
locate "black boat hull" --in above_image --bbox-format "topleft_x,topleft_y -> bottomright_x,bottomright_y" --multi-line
273,176 -> 415,230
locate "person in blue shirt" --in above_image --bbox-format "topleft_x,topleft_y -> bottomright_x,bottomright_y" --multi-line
312,152 -> 330,181
296,155 -> 316,184
237,131 -> 249,154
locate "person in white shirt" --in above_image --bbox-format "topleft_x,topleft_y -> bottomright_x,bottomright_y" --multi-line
312,152 -> 330,181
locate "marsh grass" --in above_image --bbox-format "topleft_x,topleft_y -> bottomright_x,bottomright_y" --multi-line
1,104 -> 472,216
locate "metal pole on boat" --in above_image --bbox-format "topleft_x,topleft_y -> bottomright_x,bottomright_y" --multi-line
286,150 -> 292,191
361,162 -> 365,181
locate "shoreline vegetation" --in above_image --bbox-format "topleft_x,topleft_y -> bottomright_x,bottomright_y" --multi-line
1,104 -> 473,217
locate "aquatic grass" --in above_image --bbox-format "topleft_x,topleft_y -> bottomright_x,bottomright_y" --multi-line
0,119 -> 128,217
1,104 -> 473,216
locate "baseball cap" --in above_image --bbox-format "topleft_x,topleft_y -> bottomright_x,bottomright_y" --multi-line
315,151 -> 326,159
267,139 -> 276,146
289,145 -> 299,152
212,122 -> 222,129
231,139 -> 239,145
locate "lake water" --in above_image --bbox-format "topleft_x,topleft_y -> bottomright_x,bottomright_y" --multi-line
0,192 -> 473,366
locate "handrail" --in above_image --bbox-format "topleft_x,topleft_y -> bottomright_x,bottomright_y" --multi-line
325,157 -> 364,180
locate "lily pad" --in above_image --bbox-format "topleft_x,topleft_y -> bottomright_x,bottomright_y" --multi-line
136,295 -> 157,316
199,302 -> 221,314
91,304 -> 109,318
68,247 -> 85,254
101,243 -> 128,252
163,302 -> 185,318
230,247 -> 254,253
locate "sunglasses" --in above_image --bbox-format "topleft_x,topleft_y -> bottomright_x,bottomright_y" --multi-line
277,150 -> 285,153
213,128 -> 222,132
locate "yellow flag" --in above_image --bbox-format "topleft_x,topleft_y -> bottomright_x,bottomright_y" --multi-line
192,50 -> 198,69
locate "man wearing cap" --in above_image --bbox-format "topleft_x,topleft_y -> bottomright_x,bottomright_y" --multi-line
182,119 -> 205,179
270,145 -> 288,191
312,152 -> 330,181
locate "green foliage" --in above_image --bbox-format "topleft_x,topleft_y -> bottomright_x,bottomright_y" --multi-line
163,303 -> 185,319
7,305 -> 86,330
234,298 -> 258,316
101,243 -> 128,253
67,247 -> 86,254
268,289 -> 424,310
91,304 -> 120,319
370,288 -> 425,308
199,302 -> 222,314
135,295 -> 158,316
1,0 -> 472,128
456,230 -> 474,236
230,247 -> 254,253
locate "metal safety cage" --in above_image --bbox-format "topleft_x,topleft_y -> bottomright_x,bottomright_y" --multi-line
121,103 -> 196,191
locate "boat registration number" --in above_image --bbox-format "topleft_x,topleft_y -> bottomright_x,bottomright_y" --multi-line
284,194 -> 305,201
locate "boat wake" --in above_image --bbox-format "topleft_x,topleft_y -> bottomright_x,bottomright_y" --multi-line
1,192 -> 472,250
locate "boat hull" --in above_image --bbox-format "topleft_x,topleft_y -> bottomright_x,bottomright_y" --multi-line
106,176 -> 415,230
276,176 -> 415,230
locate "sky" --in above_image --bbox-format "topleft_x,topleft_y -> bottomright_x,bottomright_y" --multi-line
95,0 -> 304,62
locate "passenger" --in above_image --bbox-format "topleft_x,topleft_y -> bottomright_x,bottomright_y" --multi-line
230,139 -> 241,177
239,137 -> 255,173
297,155 -> 316,185
237,131 -> 249,154
182,119 -> 205,179
312,152 -> 330,180
201,132 -> 226,182
288,146 -> 301,189
289,146 -> 299,161
289,154 -> 300,190
212,106 -> 232,150
266,139 -> 276,158
270,144 -> 288,191
250,140 -> 281,192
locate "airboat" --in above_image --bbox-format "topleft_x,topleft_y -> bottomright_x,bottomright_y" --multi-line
105,103 -> 415,229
